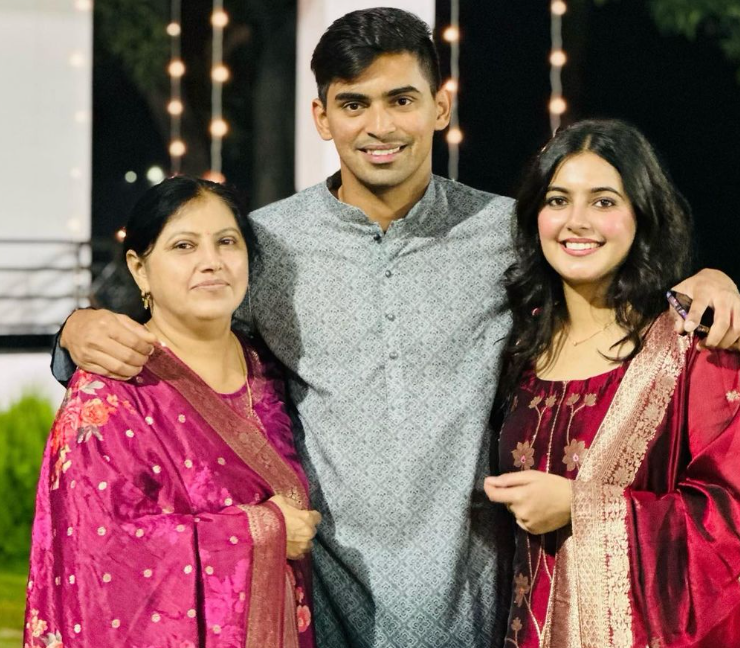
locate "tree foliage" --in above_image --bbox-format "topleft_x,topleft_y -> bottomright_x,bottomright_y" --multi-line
595,0 -> 740,80
95,0 -> 169,94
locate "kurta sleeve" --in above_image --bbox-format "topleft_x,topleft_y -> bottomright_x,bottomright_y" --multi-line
24,371 -> 290,648
571,348 -> 740,647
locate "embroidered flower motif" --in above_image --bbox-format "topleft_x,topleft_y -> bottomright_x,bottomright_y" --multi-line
566,393 -> 580,407
29,609 -> 47,637
40,630 -> 63,647
512,441 -> 535,470
727,390 -> 740,403
583,393 -> 597,406
81,398 -> 110,427
296,605 -> 311,633
295,586 -> 305,604
50,398 -> 83,455
544,395 -> 557,408
514,573 -> 530,606
511,617 -> 523,632
563,439 -> 587,471
612,466 -> 631,486
528,395 -> 542,409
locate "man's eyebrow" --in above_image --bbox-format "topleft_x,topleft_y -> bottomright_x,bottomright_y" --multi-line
385,85 -> 421,98
333,92 -> 368,103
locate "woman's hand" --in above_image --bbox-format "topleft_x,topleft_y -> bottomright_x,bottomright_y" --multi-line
484,470 -> 572,535
268,495 -> 322,560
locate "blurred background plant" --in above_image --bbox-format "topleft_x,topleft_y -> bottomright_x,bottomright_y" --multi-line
0,393 -> 54,647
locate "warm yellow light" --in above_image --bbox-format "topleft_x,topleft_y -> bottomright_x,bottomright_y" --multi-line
203,170 -> 226,184
210,119 -> 229,138
446,127 -> 463,145
551,1 -> 567,16
443,26 -> 460,43
211,65 -> 230,83
169,140 -> 186,157
69,52 -> 85,68
74,110 -> 89,124
211,10 -> 229,28
166,22 -> 181,37
444,78 -> 458,94
168,59 -> 186,78
167,100 -> 184,116
74,0 -> 93,11
549,97 -> 567,115
115,228 -> 127,242
550,50 -> 567,67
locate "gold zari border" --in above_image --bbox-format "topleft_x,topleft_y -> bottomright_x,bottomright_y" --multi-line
544,314 -> 689,648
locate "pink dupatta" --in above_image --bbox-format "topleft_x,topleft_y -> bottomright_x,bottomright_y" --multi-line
24,338 -> 314,648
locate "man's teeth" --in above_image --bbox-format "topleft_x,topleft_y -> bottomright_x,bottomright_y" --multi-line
564,241 -> 600,250
366,147 -> 401,157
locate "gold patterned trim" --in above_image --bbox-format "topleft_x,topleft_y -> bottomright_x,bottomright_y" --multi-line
241,503 -> 286,648
545,314 -> 688,648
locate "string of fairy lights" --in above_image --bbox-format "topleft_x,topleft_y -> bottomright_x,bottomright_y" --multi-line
443,0 -> 462,182
441,1 -> 568,180
208,2 -> 229,183
549,1 -> 568,132
165,1 -> 230,181
166,0 -> 184,172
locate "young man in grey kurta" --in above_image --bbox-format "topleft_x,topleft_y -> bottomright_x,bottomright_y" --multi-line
245,172 -> 514,647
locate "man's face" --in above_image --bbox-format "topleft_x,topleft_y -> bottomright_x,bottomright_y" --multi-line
312,52 -> 451,194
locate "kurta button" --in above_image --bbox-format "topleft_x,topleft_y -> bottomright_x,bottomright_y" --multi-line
373,233 -> 382,242
385,313 -> 395,321
385,269 -> 393,278
389,351 -> 399,360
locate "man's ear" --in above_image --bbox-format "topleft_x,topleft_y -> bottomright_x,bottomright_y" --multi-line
312,98 -> 334,142
434,86 -> 452,131
126,250 -> 149,294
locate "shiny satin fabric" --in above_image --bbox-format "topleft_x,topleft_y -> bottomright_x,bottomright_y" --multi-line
499,313 -> 740,647
24,337 -> 314,648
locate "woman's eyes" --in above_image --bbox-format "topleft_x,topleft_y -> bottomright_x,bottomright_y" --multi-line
546,196 -> 568,207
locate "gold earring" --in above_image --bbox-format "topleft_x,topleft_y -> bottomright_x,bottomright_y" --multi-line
141,291 -> 152,310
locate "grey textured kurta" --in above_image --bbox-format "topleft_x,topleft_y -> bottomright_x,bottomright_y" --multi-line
245,174 -> 515,648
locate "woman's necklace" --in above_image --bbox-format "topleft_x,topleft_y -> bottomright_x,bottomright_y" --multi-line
567,321 -> 615,347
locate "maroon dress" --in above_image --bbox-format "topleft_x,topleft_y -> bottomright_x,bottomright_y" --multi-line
497,313 -> 740,648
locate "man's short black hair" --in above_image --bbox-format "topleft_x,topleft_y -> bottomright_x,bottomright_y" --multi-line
311,7 -> 442,105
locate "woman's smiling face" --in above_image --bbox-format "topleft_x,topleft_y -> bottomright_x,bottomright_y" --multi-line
538,151 -> 637,293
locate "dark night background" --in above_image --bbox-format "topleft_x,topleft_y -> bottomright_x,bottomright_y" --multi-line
92,1 -> 740,283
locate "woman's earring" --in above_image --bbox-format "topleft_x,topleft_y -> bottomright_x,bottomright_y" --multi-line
141,291 -> 152,311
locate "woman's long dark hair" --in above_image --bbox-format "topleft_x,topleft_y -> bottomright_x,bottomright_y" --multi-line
499,119 -> 693,398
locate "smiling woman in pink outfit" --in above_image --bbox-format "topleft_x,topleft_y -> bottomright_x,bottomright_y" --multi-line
24,176 -> 320,648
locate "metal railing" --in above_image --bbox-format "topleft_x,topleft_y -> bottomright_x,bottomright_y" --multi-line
0,239 -> 92,336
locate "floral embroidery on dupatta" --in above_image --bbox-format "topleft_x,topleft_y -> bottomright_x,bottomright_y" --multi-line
726,390 -> 740,403
25,609 -> 62,647
49,371 -> 134,490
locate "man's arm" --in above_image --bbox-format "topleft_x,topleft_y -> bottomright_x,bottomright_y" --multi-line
672,268 -> 740,349
52,309 -> 158,384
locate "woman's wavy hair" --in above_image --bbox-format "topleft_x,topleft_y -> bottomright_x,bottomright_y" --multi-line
499,119 -> 693,397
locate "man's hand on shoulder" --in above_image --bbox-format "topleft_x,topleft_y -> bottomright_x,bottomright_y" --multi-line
60,309 -> 158,380
672,268 -> 740,351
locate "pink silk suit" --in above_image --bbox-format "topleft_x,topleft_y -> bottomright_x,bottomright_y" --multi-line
24,337 -> 314,648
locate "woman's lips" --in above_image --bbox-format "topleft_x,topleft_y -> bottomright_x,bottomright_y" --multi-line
559,240 -> 603,256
